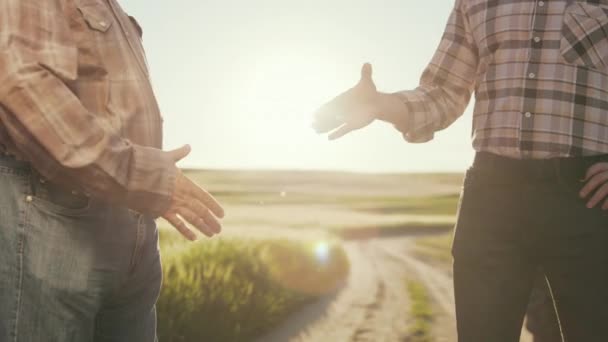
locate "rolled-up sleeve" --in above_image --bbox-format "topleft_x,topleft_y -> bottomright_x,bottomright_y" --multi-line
393,0 -> 479,143
0,0 -> 176,217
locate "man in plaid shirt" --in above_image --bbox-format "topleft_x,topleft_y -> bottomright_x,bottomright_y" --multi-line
0,0 -> 224,340
315,0 -> 608,340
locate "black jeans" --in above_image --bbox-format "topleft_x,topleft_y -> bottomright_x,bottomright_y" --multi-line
526,272 -> 562,342
452,152 -> 608,342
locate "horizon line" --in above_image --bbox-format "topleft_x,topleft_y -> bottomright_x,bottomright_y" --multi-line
180,166 -> 466,175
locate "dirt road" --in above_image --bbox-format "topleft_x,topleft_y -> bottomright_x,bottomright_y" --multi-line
257,236 -> 533,342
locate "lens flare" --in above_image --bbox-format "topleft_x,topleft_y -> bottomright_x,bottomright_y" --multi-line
314,241 -> 331,264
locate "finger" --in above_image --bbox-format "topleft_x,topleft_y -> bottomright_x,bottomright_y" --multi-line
313,96 -> 348,132
314,86 -> 357,120
585,162 -> 608,181
580,171 -> 608,198
167,144 -> 191,163
186,179 -> 225,218
360,63 -> 373,83
203,208 -> 222,234
163,212 -> 197,241
187,200 -> 222,234
587,183 -> 608,208
329,124 -> 356,140
312,115 -> 344,134
177,206 -> 215,237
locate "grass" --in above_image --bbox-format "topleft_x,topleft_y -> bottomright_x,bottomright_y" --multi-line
405,280 -> 434,342
352,194 -> 460,216
332,222 -> 454,241
184,169 -> 462,210
156,229 -> 349,342
154,169 -> 462,341
413,234 -> 454,269
208,191 -> 459,216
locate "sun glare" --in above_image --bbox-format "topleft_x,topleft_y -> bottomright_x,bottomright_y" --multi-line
219,46 -> 347,165
314,241 -> 331,265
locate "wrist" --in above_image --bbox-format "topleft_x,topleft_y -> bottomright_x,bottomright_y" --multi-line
375,92 -> 407,124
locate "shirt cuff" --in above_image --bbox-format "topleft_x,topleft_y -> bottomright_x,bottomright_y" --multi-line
393,91 -> 441,143
125,145 -> 178,218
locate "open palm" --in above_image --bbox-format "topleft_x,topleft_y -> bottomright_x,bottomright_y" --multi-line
313,63 -> 381,140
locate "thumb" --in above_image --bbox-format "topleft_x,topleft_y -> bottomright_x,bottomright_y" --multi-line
167,144 -> 191,163
360,63 -> 373,84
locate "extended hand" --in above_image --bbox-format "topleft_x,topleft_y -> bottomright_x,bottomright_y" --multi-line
313,63 -> 381,140
162,145 -> 225,240
580,162 -> 608,210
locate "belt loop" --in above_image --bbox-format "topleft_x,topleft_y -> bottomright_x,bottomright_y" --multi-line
553,157 -> 563,184
28,167 -> 38,197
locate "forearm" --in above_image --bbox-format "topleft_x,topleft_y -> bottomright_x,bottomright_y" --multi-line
376,0 -> 477,143
374,90 -> 444,143
376,92 -> 409,124
0,61 -> 175,216
0,0 -> 177,216
0,83 -> 177,216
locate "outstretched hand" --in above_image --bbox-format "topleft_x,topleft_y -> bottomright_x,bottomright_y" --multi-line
162,145 -> 225,241
313,63 -> 381,140
580,162 -> 608,210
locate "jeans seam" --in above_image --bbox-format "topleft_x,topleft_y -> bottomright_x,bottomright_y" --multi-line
12,234 -> 24,342
12,176 -> 30,342
129,215 -> 146,274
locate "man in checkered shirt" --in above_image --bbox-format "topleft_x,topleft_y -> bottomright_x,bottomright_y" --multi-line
0,0 -> 224,340
315,0 -> 608,340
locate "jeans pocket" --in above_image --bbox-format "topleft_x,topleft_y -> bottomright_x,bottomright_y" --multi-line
32,179 -> 92,217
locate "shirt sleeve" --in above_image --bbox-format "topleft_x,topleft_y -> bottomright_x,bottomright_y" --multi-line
0,0 -> 177,217
392,0 -> 479,143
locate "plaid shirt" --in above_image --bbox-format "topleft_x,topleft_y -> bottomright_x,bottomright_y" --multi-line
0,0 -> 176,216
395,0 -> 608,158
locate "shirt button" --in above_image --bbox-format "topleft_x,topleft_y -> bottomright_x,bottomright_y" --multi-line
26,195 -> 33,203
99,21 -> 108,27
533,36 -> 541,43
525,112 -> 533,118
539,1 -> 545,7
529,73 -> 536,78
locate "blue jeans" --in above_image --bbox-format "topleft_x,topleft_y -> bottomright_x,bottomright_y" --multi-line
0,156 -> 162,342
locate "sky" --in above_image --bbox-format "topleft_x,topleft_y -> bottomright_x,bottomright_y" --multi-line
119,0 -> 474,172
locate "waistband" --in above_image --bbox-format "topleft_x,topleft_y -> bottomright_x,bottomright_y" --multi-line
0,153 -> 91,197
0,152 -> 31,173
472,152 -> 608,182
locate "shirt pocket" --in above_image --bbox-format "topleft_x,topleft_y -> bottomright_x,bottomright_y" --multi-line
77,3 -> 114,34
561,2 -> 608,69
74,3 -> 121,80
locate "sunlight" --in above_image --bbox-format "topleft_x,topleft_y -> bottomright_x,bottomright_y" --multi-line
314,241 -> 331,265
218,45 -> 345,162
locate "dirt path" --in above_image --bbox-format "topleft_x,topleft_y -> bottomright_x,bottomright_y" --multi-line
257,240 -> 411,342
257,236 -> 534,342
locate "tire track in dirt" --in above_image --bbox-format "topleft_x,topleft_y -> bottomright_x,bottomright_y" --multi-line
257,236 -> 533,342
373,237 -> 533,342
372,239 -> 455,317
256,241 -> 411,342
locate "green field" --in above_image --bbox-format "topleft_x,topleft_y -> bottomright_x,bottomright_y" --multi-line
414,234 -> 455,270
155,169 -> 462,341
405,280 -> 435,342
157,229 -> 349,342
